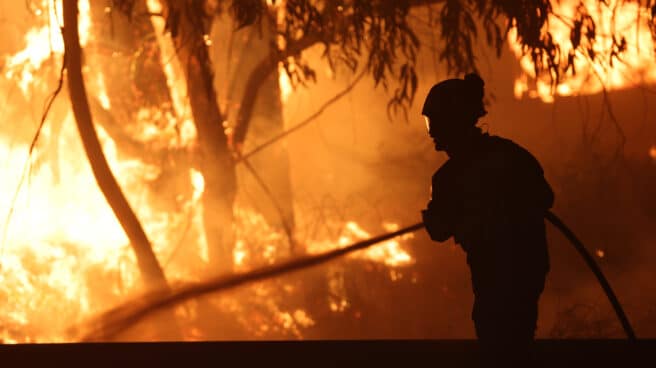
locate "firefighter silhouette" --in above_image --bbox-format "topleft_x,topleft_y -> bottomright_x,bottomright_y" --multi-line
421,73 -> 554,366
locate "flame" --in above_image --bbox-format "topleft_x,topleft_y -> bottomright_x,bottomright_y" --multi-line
306,221 -> 414,268
96,73 -> 111,110
4,0 -> 91,95
0,0 -> 192,342
0,0 -> 415,343
278,63 -> 293,103
146,0 -> 197,147
509,0 -> 656,102
233,207 -> 414,269
1,118 -> 138,342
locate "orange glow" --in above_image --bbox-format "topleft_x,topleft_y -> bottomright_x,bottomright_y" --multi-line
278,64 -> 293,103
307,221 -> 414,267
4,0 -> 91,94
0,0 -> 203,343
146,0 -> 197,148
509,0 -> 656,102
0,0 -> 415,343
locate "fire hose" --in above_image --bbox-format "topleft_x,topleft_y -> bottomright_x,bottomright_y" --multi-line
80,211 -> 636,342
543,211 -> 636,342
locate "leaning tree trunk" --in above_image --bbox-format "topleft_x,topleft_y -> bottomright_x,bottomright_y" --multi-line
169,2 -> 237,274
62,0 -> 168,290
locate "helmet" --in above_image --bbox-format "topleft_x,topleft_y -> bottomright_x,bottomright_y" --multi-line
422,73 -> 487,127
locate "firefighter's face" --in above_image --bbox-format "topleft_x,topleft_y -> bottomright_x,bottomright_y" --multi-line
424,114 -> 462,152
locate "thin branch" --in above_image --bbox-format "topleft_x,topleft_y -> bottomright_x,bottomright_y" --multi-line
0,50 -> 66,264
163,204 -> 195,268
238,69 -> 366,162
583,55 -> 626,158
237,153 -> 296,254
135,11 -> 164,18
232,33 -> 320,146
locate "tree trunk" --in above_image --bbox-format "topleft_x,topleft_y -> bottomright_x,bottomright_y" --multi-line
169,2 -> 237,274
62,0 -> 168,290
214,13 -> 297,254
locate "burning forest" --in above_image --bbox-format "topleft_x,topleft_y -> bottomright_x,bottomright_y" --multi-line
0,0 -> 656,347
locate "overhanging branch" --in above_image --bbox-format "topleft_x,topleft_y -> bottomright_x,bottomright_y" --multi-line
238,69 -> 366,161
232,34 -> 320,146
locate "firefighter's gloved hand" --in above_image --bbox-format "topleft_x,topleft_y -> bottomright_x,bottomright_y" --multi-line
422,209 -> 452,242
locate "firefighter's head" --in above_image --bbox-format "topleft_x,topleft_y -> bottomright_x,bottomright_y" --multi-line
422,73 -> 487,154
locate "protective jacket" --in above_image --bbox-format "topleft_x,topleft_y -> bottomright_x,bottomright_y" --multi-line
423,133 -> 554,341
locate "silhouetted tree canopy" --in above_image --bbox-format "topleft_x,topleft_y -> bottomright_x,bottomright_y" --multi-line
110,0 -> 656,117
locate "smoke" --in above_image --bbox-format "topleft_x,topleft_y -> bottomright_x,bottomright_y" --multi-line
269,17 -> 656,339
1,1 -> 655,342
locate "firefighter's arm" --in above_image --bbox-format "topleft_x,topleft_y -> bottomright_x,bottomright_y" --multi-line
422,173 -> 455,242
422,206 -> 452,242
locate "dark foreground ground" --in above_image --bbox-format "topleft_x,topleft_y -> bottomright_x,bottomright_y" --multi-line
0,339 -> 653,367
